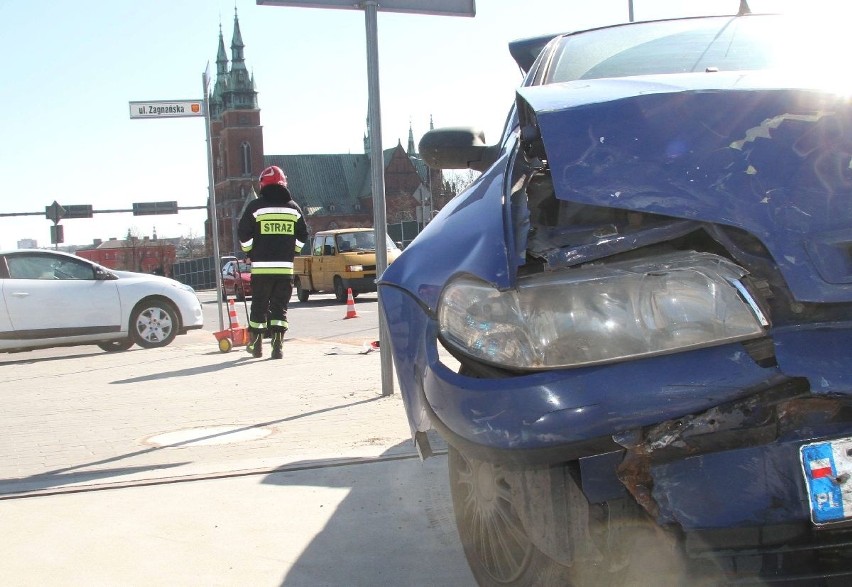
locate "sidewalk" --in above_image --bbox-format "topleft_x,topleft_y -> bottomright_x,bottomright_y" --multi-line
0,332 -> 414,495
0,333 -> 475,586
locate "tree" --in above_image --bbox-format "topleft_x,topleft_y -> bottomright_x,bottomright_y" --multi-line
122,227 -> 143,272
440,169 -> 481,207
178,228 -> 204,259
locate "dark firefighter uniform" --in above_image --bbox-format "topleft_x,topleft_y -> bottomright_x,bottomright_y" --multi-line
238,165 -> 309,359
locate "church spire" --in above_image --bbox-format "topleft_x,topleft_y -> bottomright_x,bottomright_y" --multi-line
212,6 -> 257,112
364,113 -> 370,155
230,6 -> 247,72
407,119 -> 416,156
216,23 -> 228,76
211,22 -> 229,118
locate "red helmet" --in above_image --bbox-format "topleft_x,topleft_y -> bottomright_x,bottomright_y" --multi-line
259,165 -> 288,188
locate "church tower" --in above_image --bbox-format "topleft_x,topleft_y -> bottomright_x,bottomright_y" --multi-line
207,8 -> 264,257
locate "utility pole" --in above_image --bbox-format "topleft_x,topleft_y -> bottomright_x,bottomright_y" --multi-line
257,0 -> 475,397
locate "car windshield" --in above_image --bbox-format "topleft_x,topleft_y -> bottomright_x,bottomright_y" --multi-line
336,232 -> 400,252
545,14 -> 850,84
237,261 -> 250,273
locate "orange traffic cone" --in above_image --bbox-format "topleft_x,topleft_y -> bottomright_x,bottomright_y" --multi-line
227,297 -> 241,329
344,287 -> 359,319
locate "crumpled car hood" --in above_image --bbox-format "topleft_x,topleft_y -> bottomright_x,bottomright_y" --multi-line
518,71 -> 852,302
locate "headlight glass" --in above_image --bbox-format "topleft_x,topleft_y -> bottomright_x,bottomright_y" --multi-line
438,252 -> 768,370
171,281 -> 196,294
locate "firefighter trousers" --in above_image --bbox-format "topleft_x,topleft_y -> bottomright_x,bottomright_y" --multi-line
248,274 -> 292,333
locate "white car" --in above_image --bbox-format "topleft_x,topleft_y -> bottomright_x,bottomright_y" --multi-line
0,249 -> 203,353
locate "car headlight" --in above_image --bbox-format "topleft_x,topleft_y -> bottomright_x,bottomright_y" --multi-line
438,252 -> 769,370
170,281 -> 196,294
347,265 -> 364,272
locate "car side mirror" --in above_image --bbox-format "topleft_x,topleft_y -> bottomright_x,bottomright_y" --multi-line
418,127 -> 500,172
94,266 -> 117,280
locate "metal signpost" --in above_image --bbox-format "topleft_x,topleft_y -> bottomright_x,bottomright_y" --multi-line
129,84 -> 225,331
257,0 -> 475,397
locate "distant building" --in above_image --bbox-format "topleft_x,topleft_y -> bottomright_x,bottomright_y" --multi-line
77,233 -> 176,276
206,9 -> 446,256
16,238 -> 38,250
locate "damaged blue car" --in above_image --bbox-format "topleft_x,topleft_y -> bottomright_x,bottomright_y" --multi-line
378,8 -> 852,586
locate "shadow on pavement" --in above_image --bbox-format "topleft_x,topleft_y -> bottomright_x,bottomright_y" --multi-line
264,438 -> 476,587
0,396 -> 387,497
109,355 -> 254,384
0,464 -> 189,498
0,347 -> 137,366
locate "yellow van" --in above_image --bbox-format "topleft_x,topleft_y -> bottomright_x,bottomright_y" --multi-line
293,228 -> 401,302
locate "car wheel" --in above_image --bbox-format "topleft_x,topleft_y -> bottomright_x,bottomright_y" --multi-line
97,339 -> 134,352
447,445 -> 573,586
295,277 -> 310,303
333,276 -> 347,302
448,444 -> 699,586
130,299 -> 178,349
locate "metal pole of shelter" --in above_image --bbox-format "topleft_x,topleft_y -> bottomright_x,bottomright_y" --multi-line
256,0 -> 475,397
203,69 -> 225,332
363,1 -> 394,396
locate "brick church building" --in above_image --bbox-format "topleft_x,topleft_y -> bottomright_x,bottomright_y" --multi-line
206,10 -> 448,257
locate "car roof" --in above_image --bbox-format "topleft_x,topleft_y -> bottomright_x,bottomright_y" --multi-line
0,249 -> 75,257
507,13 -> 746,76
313,228 -> 374,236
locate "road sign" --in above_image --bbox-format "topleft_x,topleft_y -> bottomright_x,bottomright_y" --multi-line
256,0 -> 475,16
45,201 -> 65,223
132,201 -> 179,216
129,100 -> 204,119
64,204 -> 94,219
50,224 -> 64,244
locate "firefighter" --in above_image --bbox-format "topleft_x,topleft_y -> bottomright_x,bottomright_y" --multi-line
238,165 -> 308,359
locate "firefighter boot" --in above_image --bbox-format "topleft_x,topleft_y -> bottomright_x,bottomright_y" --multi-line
246,329 -> 263,358
271,329 -> 284,360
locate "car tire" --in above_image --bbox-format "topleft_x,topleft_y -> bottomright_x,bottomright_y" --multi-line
130,299 -> 179,349
295,277 -> 310,303
97,339 -> 134,352
448,444 -> 699,586
447,445 -> 574,586
333,276 -> 347,303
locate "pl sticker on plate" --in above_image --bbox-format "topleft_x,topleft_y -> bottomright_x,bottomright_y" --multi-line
800,438 -> 852,525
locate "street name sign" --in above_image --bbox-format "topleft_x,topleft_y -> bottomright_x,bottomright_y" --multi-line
129,100 -> 204,119
132,201 -> 179,216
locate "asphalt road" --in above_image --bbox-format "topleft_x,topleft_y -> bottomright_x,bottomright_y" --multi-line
202,289 -> 381,347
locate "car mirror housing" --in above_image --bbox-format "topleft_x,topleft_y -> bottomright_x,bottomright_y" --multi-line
418,126 -> 500,172
94,266 -> 117,280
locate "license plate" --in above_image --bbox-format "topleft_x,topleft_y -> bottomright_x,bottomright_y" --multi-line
800,437 -> 852,525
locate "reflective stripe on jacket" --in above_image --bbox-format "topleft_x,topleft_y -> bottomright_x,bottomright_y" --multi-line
237,196 -> 308,274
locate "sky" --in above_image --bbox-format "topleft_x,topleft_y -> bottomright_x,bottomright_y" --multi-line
0,0 -> 811,249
